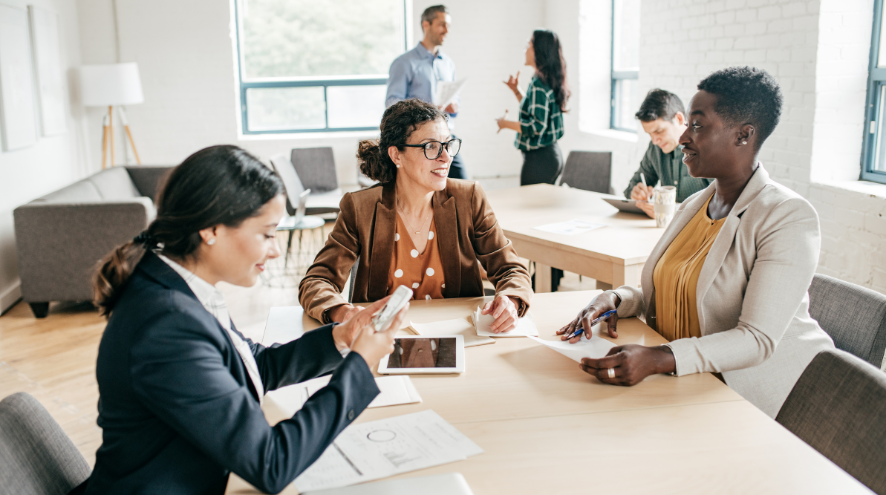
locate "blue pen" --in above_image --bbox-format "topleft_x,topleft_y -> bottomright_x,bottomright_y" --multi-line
564,310 -> 617,340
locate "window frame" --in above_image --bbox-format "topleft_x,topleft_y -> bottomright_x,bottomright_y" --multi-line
610,0 -> 639,133
232,0 -> 409,135
862,0 -> 886,184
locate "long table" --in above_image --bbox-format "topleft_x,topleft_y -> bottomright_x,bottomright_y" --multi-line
225,291 -> 870,494
485,184 -> 665,292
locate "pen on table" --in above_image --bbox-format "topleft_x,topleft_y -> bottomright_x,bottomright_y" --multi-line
563,309 -> 617,340
639,172 -> 652,202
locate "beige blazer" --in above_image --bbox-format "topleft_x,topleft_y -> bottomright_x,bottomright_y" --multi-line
613,165 -> 834,418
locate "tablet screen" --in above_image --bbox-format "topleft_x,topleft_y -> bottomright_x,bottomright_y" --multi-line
386,338 -> 458,368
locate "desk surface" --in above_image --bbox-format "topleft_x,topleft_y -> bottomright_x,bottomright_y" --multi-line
226,292 -> 870,494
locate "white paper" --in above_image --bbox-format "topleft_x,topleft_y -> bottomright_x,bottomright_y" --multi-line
294,410 -> 482,492
472,307 -> 539,337
527,334 -> 616,362
267,376 -> 422,416
532,219 -> 605,236
409,318 -> 495,347
433,79 -> 467,108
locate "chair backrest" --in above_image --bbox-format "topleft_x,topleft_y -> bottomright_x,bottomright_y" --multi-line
291,147 -> 338,193
0,392 -> 91,494
808,273 -> 886,368
776,350 -> 886,494
269,154 -> 305,217
558,151 -> 612,194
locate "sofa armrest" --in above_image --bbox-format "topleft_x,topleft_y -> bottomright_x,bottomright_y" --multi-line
125,166 -> 174,200
13,198 -> 155,303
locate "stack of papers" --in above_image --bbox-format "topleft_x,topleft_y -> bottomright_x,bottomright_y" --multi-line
294,410 -> 483,492
266,375 -> 422,416
532,219 -> 605,235
527,335 -> 616,362
472,307 -> 539,337
409,317 -> 494,347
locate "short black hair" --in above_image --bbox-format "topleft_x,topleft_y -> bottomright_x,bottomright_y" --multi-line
696,66 -> 782,149
635,89 -> 685,122
421,5 -> 447,27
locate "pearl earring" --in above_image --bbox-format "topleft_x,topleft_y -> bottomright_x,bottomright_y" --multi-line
207,239 -> 216,245
396,164 -> 401,168
741,141 -> 747,145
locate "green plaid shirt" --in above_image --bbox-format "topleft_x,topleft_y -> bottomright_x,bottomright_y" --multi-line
515,75 -> 564,151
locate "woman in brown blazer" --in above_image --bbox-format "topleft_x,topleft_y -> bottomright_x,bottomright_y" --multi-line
299,99 -> 532,332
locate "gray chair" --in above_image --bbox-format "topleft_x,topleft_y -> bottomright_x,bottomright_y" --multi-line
271,153 -> 342,217
0,392 -> 91,495
558,151 -> 612,194
13,166 -> 173,317
776,350 -> 886,494
808,273 -> 886,368
290,147 -> 343,215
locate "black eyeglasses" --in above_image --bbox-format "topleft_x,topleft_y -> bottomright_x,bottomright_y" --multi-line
400,138 -> 462,160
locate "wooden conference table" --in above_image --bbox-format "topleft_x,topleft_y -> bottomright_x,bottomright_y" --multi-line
226,292 -> 870,494
485,184 -> 664,292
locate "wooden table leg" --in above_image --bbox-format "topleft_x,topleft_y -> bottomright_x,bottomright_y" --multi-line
613,263 -> 643,289
535,262 -> 552,293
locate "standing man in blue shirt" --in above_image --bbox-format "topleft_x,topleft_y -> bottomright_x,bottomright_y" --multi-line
385,5 -> 468,179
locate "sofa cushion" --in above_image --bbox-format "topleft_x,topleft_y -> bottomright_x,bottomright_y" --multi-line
35,180 -> 102,204
87,167 -> 141,200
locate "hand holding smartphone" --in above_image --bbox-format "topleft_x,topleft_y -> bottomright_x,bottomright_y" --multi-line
372,285 -> 413,332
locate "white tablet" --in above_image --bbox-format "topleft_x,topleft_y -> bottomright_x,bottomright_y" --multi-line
377,335 -> 465,374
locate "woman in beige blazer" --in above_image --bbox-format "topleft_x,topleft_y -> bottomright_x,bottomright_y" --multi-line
558,67 -> 834,418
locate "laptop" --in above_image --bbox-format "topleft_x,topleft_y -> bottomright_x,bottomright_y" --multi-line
602,197 -> 650,216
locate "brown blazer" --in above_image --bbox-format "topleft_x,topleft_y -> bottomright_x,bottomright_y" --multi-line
299,179 -> 533,322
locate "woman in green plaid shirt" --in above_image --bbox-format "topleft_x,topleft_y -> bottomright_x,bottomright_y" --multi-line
497,29 -> 570,185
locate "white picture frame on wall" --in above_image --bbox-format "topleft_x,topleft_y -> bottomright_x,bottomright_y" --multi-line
28,5 -> 67,136
0,3 -> 38,151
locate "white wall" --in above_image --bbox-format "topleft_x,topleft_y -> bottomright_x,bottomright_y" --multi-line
0,0 -> 91,313
75,0 -> 544,186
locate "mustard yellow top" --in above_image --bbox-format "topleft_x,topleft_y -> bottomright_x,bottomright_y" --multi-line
653,194 -> 726,342
387,214 -> 446,300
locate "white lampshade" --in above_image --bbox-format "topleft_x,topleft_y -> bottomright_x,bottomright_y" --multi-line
79,63 -> 144,107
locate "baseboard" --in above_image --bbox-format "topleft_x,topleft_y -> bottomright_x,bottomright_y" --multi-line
0,279 -> 22,315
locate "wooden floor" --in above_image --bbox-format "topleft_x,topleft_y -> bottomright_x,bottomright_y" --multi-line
0,226 -> 595,467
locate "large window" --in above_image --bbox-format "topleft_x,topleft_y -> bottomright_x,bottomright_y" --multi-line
863,0 -> 886,183
233,0 -> 408,134
610,0 -> 640,132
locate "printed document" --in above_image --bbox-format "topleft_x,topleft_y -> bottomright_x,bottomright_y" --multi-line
409,317 -> 494,347
433,79 -> 467,108
527,334 -> 616,362
472,307 -> 539,337
532,219 -> 605,236
294,410 -> 483,492
267,375 -> 422,416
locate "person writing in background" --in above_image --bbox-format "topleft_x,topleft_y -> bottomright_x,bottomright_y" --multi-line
496,29 -> 569,186
78,146 -> 407,494
557,67 -> 835,418
625,89 -> 712,218
386,5 -> 469,179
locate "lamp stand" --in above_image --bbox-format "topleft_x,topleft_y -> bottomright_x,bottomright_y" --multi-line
100,105 -> 141,169
101,114 -> 109,169
108,105 -> 115,167
118,107 -> 141,164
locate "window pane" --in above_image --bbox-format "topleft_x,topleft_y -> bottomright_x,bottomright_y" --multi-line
874,85 -> 886,172
613,79 -> 639,131
240,0 -> 405,79
246,86 -> 326,131
327,85 -> 386,128
879,4 -> 886,68
613,0 -> 641,71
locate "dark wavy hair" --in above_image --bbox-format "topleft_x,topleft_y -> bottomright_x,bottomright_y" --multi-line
357,99 -> 447,184
92,145 -> 284,315
635,89 -> 685,123
697,66 -> 782,151
532,29 -> 570,112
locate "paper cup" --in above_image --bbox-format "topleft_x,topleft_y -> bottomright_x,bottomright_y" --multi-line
653,186 -> 677,228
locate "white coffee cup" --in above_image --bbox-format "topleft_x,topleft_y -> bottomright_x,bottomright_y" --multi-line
652,186 -> 677,228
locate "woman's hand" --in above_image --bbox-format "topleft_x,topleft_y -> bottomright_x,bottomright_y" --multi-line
328,303 -> 361,324
481,295 -> 519,333
556,292 -> 620,342
503,71 -> 522,100
496,111 -> 521,134
579,345 -> 676,386
350,303 -> 409,367
331,297 -> 390,351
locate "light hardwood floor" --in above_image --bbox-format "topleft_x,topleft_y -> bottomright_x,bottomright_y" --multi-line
0,226 -> 596,467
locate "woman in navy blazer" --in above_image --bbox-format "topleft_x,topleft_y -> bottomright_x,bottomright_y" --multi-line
76,145 -> 407,494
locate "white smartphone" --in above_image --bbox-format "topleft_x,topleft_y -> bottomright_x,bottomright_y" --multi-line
372,285 -> 413,332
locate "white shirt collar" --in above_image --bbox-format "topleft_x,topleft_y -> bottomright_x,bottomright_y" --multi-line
157,253 -> 231,331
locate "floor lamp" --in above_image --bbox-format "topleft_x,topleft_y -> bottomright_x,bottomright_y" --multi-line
80,63 -> 144,168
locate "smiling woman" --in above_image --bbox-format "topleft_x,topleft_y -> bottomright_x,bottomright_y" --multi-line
299,99 -> 533,334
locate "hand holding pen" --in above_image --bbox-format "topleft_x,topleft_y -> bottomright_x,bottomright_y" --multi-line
561,310 -> 617,341
556,292 -> 621,343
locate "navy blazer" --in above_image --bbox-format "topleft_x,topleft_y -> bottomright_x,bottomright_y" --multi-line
83,252 -> 379,494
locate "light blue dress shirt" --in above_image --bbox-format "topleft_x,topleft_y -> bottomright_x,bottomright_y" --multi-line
386,42 -> 458,124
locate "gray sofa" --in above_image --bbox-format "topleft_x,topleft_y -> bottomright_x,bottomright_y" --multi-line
13,166 -> 173,318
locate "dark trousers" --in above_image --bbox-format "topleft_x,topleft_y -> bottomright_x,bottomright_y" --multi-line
520,141 -> 563,185
449,133 -> 468,179
521,142 -> 564,290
